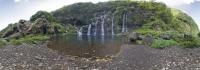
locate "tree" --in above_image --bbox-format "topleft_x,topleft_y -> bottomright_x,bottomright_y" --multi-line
30,11 -> 57,22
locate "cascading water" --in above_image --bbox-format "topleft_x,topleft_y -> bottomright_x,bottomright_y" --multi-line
76,12 -> 129,36
125,12 -> 128,32
94,19 -> 98,35
122,13 -> 126,33
111,14 -> 115,35
87,24 -> 92,35
78,27 -> 83,36
101,16 -> 105,36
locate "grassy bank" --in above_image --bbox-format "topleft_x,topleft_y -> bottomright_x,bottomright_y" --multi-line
134,29 -> 200,49
0,38 -> 7,47
10,35 -> 50,45
151,39 -> 178,49
151,34 -> 200,49
0,35 -> 50,47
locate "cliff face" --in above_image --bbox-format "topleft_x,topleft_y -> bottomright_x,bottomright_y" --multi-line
52,1 -> 199,35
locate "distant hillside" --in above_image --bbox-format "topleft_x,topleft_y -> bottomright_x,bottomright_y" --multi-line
51,1 -> 199,35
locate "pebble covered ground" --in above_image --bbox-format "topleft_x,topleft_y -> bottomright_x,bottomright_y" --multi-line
0,43 -> 200,70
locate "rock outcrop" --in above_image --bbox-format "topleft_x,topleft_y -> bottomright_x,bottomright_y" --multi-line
1,17 -> 60,39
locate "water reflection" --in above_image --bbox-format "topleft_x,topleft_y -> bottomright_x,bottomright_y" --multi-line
47,35 -> 127,58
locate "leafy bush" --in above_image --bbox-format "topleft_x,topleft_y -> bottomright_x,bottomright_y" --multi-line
198,32 -> 200,37
10,35 -> 50,45
65,24 -> 77,34
51,22 -> 66,33
142,18 -> 170,31
179,37 -> 200,48
151,39 -> 178,49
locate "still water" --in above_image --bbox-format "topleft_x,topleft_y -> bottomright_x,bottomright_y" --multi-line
47,35 -> 127,58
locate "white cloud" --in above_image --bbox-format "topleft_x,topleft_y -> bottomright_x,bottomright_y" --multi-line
27,0 -> 108,12
14,0 -> 20,2
156,0 -> 200,6
14,0 -> 29,2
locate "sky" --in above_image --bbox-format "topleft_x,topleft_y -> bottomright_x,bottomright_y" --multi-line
0,0 -> 200,30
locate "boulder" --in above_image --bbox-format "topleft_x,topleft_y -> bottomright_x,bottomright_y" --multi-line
128,32 -> 139,42
143,34 -> 153,46
17,20 -> 29,33
27,17 -> 50,34
138,35 -> 145,40
6,33 -> 23,40
160,34 -> 171,40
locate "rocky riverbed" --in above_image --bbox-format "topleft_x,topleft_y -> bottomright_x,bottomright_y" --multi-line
0,43 -> 200,70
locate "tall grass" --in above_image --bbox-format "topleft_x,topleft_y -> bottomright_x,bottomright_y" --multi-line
151,39 -> 178,49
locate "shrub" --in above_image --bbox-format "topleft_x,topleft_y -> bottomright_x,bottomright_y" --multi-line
151,39 -> 178,49
135,28 -> 162,37
198,32 -> 200,37
65,24 -> 77,34
179,37 -> 200,48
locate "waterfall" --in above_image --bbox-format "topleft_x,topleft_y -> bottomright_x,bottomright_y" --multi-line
111,14 -> 115,35
94,19 -> 98,35
101,16 -> 105,36
122,13 -> 126,33
125,12 -> 128,32
87,24 -> 92,35
78,27 -> 83,36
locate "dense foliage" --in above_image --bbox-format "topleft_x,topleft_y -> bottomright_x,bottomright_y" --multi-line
52,1 -> 199,36
30,11 -> 57,22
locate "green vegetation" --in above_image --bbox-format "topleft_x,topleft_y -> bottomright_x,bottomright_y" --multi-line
135,28 -> 162,37
171,9 -> 199,36
52,1 -> 198,36
10,35 -> 50,45
198,32 -> 200,37
0,38 -> 7,47
135,8 -> 199,37
51,22 -> 66,33
149,33 -> 200,49
151,39 -> 178,49
65,24 -> 77,34
30,11 -> 57,22
173,35 -> 200,48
